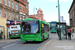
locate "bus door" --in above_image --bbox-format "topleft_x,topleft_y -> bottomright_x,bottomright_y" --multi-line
41,23 -> 44,38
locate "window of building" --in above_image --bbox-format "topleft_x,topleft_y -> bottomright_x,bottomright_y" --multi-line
8,0 -> 10,7
0,9 -> 2,17
12,2 -> 14,8
23,16 -> 26,19
20,15 -> 23,20
39,11 -> 40,13
16,4 -> 18,10
0,0 -> 2,3
12,13 -> 14,20
4,0 -> 7,6
20,6 -> 21,11
26,6 -> 28,9
24,0 -> 26,3
5,10 -> 7,18
23,7 -> 24,12
16,14 -> 18,19
9,12 -> 11,20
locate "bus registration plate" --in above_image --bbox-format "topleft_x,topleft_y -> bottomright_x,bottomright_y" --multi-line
15,36 -> 17,38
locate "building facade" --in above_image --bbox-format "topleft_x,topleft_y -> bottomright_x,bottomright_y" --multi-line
0,0 -> 29,39
19,0 -> 29,21
0,0 -> 29,21
68,0 -> 75,26
29,8 -> 45,21
68,0 -> 75,32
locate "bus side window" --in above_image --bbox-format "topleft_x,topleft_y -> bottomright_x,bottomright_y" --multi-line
41,28 -> 44,33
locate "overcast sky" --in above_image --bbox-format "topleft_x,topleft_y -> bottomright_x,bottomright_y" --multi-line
28,0 -> 73,25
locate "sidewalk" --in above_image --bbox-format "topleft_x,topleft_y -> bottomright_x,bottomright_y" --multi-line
41,33 -> 75,50
0,38 -> 20,43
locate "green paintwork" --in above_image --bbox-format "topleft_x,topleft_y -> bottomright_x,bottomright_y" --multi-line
20,18 -> 50,42
10,35 -> 20,38
50,29 -> 57,33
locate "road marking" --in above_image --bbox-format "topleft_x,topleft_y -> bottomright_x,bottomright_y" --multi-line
37,35 -> 56,50
41,36 -> 56,50
37,44 -> 45,50
3,43 -> 17,49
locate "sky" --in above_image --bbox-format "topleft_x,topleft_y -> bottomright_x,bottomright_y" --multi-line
28,0 -> 73,25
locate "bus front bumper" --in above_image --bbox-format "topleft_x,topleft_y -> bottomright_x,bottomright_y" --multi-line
10,35 -> 20,38
21,37 -> 41,41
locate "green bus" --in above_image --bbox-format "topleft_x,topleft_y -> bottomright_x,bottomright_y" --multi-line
20,18 -> 50,42
50,21 -> 57,33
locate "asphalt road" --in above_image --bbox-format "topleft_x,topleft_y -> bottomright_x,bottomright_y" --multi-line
0,33 -> 56,50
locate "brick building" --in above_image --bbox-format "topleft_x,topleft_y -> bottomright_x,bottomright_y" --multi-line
68,0 -> 75,32
0,0 -> 29,39
19,0 -> 29,20
29,8 -> 45,21
0,0 -> 29,21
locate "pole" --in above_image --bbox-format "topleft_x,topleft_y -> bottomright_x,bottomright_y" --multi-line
58,0 -> 61,40
33,7 -> 35,19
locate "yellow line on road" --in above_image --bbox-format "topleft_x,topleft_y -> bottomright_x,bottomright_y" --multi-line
37,35 -> 56,50
37,44 -> 45,50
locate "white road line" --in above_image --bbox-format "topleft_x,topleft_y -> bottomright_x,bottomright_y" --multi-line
3,43 -> 17,49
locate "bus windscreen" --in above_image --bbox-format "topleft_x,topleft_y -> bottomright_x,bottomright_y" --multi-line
22,20 -> 39,34
51,22 -> 56,27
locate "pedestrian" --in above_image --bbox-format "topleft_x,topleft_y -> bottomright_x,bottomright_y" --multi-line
67,28 -> 72,40
72,29 -> 74,33
57,28 -> 59,37
0,30 -> 3,39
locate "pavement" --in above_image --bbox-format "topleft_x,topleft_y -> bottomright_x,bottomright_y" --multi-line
40,33 -> 75,50
0,39 -> 20,43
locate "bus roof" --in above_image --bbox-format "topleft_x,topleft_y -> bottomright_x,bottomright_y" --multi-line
50,21 -> 57,23
21,18 -> 49,25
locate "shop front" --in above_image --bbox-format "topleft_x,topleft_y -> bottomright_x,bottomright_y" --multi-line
0,17 -> 7,39
6,20 -> 14,38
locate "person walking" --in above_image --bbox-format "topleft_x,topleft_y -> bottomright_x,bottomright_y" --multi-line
57,28 -> 59,37
0,30 -> 3,39
72,29 -> 74,33
67,28 -> 72,40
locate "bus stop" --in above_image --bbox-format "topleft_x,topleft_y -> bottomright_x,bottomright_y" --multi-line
57,22 -> 67,40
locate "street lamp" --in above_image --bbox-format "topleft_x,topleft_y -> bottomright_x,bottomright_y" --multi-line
33,7 -> 37,19
58,0 -> 61,40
